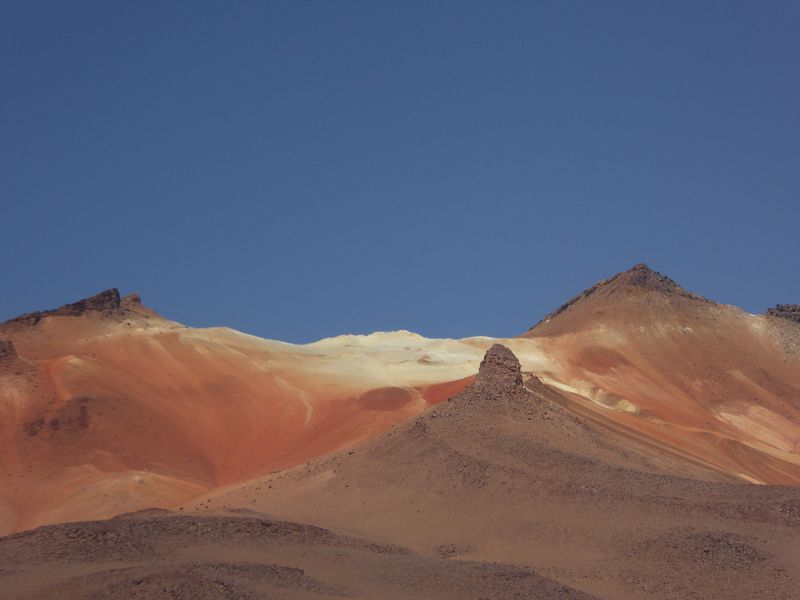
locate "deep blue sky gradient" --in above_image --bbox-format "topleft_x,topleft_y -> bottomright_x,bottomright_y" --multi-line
2,2 -> 799,342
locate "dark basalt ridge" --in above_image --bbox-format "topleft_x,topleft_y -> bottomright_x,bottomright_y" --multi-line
2,289 -> 122,326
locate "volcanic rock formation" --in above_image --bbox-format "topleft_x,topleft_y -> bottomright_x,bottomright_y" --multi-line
471,343 -> 523,395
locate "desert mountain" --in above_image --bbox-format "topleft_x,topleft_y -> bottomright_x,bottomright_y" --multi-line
0,291 -> 480,534
522,263 -> 800,485
1,263 -> 800,598
186,341 -> 800,599
2,264 -> 800,536
4,342 -> 796,599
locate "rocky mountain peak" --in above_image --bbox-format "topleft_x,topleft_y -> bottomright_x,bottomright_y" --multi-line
61,289 -> 121,313
610,263 -> 686,293
2,289 -> 122,327
476,344 -> 523,391
527,263 -> 709,332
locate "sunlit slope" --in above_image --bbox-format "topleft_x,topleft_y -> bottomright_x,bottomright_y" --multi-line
522,263 -> 800,485
2,264 -> 800,536
194,345 -> 800,600
0,294 -> 484,534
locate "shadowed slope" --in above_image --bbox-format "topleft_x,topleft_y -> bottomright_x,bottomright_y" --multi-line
0,509 -> 596,600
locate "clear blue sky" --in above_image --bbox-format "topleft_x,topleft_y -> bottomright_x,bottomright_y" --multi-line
2,2 -> 798,342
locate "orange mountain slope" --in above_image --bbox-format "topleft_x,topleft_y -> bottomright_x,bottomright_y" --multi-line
0,291 -> 479,534
1,263 -> 799,536
521,263 -> 800,485
192,344 -> 800,600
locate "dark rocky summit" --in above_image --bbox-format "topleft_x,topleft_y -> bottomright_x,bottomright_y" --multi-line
529,263 -> 710,330
475,343 -> 523,391
767,304 -> 800,324
613,262 -> 686,292
2,289 -> 121,326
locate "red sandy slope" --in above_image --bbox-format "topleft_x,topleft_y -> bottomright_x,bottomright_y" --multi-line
1,265 -> 799,535
0,294 -> 473,534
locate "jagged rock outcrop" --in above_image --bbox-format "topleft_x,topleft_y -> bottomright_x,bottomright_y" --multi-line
475,343 -> 523,390
767,304 -> 800,324
2,289 -> 121,326
450,344 -> 525,404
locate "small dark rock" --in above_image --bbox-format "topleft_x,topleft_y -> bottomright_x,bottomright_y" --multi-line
767,304 -> 800,324
0,339 -> 16,364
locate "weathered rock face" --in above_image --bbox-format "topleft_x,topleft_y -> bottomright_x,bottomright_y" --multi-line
476,344 -> 523,390
768,304 -> 800,324
448,344 -> 525,406
2,289 -> 121,326
0,339 -> 16,364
